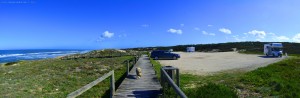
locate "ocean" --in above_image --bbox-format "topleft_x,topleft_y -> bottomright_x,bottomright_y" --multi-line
0,49 -> 90,63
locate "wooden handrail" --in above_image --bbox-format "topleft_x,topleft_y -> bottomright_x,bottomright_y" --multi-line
161,68 -> 187,98
67,70 -> 115,98
67,56 -> 140,98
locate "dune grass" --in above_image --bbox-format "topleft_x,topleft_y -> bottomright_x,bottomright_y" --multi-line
0,56 -> 135,97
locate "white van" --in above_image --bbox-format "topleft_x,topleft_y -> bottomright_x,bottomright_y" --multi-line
264,43 -> 283,57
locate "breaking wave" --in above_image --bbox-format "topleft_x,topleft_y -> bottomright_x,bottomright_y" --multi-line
0,54 -> 25,58
0,50 -> 90,63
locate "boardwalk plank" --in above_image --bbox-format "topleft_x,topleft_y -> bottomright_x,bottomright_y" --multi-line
114,55 -> 162,98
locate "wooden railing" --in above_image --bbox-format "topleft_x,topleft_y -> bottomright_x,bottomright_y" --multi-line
67,70 -> 115,98
127,55 -> 140,76
67,56 -> 140,98
160,66 -> 187,98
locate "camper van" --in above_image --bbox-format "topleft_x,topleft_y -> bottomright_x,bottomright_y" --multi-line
186,47 -> 195,52
264,43 -> 283,57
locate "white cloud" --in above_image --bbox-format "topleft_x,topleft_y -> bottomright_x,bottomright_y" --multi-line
268,32 -> 290,42
276,36 -> 289,41
141,24 -> 149,27
202,31 -> 215,36
180,24 -> 184,27
293,33 -> 300,42
248,30 -> 266,39
167,28 -> 182,34
219,28 -> 231,34
102,31 -> 114,38
194,27 -> 200,31
96,31 -> 114,42
232,35 -> 241,41
268,32 -> 275,36
232,35 -> 247,41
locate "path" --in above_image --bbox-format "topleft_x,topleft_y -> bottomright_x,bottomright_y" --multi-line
114,55 -> 162,98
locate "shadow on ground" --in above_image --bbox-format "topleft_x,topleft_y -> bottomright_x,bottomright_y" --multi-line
127,90 -> 162,98
258,56 -> 282,58
127,74 -> 137,79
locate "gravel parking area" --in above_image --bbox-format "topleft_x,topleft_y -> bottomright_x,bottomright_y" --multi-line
158,52 -> 285,75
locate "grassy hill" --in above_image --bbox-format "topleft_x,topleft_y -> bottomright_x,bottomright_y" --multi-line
0,49 -> 140,97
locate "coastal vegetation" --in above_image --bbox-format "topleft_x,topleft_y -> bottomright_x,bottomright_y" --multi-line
1,46 -> 299,97
149,55 -> 300,97
0,49 -> 139,97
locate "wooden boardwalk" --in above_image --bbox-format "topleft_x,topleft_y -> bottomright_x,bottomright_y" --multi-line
114,55 -> 162,98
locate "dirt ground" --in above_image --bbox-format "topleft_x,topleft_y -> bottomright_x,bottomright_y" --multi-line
158,52 -> 286,75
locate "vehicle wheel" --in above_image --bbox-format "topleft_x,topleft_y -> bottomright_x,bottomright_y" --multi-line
173,56 -> 177,60
154,56 -> 158,60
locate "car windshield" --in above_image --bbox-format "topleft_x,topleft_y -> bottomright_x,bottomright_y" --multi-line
273,48 -> 282,51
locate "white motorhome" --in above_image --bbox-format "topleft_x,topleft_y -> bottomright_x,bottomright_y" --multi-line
186,47 -> 195,52
264,43 -> 283,57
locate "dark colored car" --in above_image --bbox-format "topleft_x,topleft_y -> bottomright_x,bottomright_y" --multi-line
150,50 -> 180,60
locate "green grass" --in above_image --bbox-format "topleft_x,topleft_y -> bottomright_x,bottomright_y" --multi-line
288,54 -> 300,57
148,55 -> 237,97
0,56 -> 135,97
148,52 -> 300,97
239,57 -> 300,97
184,83 -> 237,98
149,58 -> 161,80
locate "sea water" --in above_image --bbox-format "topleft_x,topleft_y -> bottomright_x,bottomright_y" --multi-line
0,49 -> 90,63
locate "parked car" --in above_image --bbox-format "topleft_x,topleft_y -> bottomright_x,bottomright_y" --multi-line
150,50 -> 180,60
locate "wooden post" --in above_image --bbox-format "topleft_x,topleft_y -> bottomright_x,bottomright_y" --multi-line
160,68 -> 163,84
161,68 -> 187,98
176,69 -> 180,87
160,68 -> 164,98
132,58 -> 134,64
110,70 -> 115,98
127,60 -> 129,76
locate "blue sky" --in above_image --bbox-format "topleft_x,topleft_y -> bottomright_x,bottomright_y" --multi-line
1,0 -> 300,49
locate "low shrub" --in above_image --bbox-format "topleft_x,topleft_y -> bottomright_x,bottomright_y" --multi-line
185,83 -> 238,98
